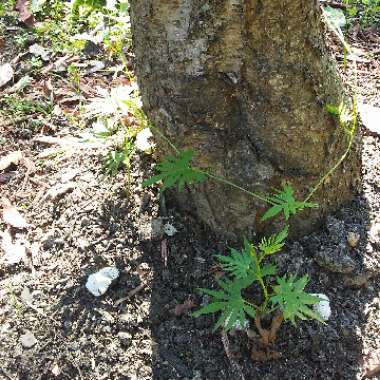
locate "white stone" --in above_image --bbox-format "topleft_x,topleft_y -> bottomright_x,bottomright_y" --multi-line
29,44 -> 50,61
0,63 -> 14,87
311,293 -> 332,321
164,223 -> 177,237
85,267 -> 119,296
20,331 -> 37,348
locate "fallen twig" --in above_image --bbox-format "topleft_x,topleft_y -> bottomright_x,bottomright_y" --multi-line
161,238 -> 168,267
221,331 -> 246,380
115,283 -> 147,305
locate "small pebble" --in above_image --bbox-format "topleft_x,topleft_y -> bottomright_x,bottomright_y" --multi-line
20,331 -> 37,348
247,329 -> 257,339
347,231 -> 360,248
310,293 -> 331,321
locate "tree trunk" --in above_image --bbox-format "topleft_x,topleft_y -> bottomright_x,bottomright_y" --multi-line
130,0 -> 360,239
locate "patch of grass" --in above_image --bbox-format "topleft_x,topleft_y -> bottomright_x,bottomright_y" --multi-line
344,0 -> 380,27
67,64 -> 81,94
2,96 -> 52,116
14,33 -> 29,47
0,0 -> 16,17
103,139 -> 135,176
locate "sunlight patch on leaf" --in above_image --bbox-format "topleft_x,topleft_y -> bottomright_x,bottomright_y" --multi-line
258,226 -> 288,256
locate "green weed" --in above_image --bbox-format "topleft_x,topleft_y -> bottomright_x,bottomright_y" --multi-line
103,140 -> 134,176
344,0 -> 380,27
67,64 -> 81,94
2,96 -> 51,116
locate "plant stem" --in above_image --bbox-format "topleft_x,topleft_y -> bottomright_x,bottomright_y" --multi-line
250,250 -> 270,311
304,93 -> 357,202
268,312 -> 284,343
149,124 -> 180,154
243,300 -> 259,310
200,171 -> 272,205
305,8 -> 359,203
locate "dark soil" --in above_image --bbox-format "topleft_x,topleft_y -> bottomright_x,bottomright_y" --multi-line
1,6 -> 380,380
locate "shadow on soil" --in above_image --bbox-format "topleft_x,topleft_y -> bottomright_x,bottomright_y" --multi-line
147,194 -> 379,380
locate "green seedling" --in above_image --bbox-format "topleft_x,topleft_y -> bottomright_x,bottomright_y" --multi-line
67,64 -> 81,94
103,140 -> 134,176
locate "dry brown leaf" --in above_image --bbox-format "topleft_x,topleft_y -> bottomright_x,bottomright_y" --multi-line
15,0 -> 35,27
0,151 -> 23,171
2,198 -> 29,229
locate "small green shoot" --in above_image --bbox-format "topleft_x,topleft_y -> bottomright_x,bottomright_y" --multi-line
215,239 -> 277,281
262,185 -> 318,221
67,64 -> 81,94
194,233 -> 322,333
103,141 -> 134,176
258,226 -> 288,257
326,102 -> 355,134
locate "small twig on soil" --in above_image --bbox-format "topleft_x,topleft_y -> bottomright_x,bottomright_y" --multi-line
364,363 -> 380,379
221,331 -> 246,380
161,238 -> 168,267
115,282 -> 147,305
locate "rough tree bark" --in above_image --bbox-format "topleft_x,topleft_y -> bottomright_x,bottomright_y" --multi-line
130,0 -> 360,239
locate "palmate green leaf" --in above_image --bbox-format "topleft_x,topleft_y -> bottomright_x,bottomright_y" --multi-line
270,275 -> 324,325
216,239 -> 278,281
258,225 -> 289,256
215,239 -> 254,280
261,185 -> 318,221
193,277 -> 256,332
142,149 -> 207,192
